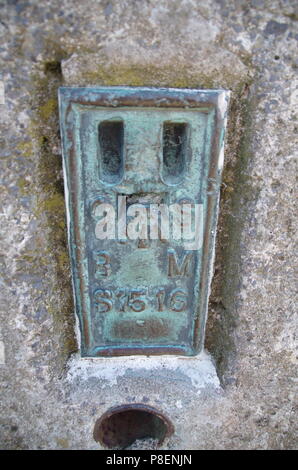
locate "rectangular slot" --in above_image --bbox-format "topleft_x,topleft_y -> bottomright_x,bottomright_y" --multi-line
98,120 -> 124,184
162,122 -> 187,185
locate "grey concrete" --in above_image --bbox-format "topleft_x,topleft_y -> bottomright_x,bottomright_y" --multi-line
0,0 -> 297,449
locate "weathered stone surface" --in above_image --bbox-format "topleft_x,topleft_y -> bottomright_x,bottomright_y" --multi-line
0,0 -> 297,449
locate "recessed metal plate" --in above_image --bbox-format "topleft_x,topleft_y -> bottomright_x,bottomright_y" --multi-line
59,87 -> 229,357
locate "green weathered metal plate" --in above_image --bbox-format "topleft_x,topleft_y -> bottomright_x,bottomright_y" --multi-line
59,87 -> 229,357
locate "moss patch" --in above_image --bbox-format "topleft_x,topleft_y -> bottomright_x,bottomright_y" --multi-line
72,62 -> 249,95
39,98 -> 57,121
27,52 -> 77,373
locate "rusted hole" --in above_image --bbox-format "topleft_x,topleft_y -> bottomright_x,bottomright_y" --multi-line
93,404 -> 174,449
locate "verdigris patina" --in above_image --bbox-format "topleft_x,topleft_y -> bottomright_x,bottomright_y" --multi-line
59,87 -> 229,357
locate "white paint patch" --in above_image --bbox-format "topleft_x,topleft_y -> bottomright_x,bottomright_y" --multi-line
58,93 -> 81,351
66,350 -> 221,395
0,81 -> 5,105
217,91 -> 230,171
218,145 -> 225,171
218,90 -> 230,120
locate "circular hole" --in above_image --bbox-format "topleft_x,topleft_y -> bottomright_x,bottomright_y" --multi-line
93,404 -> 174,449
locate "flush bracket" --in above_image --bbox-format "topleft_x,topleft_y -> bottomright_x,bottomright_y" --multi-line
59,86 -> 230,357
